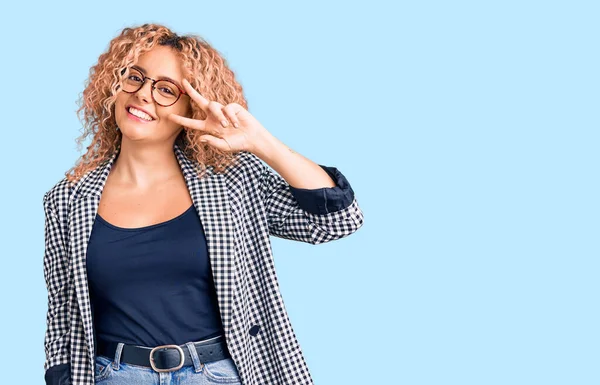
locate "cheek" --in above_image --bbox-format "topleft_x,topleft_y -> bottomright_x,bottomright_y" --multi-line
180,104 -> 192,118
166,104 -> 191,120
114,101 -> 123,120
114,95 -> 126,114
179,100 -> 192,117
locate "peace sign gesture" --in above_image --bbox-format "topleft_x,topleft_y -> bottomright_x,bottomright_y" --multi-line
168,78 -> 266,154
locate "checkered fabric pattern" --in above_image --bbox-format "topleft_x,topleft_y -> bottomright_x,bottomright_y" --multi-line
43,142 -> 364,385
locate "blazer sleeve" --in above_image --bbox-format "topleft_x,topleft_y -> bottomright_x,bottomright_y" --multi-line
259,163 -> 365,244
43,192 -> 72,385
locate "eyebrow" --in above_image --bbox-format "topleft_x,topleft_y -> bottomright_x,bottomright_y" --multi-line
131,65 -> 184,90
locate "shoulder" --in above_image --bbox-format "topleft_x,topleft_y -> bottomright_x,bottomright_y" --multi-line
226,150 -> 267,180
43,176 -> 75,212
219,151 -> 272,200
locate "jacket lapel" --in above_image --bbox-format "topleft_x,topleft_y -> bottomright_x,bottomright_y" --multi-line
68,143 -> 236,366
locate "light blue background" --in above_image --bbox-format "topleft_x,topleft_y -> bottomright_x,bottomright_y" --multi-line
0,1 -> 597,384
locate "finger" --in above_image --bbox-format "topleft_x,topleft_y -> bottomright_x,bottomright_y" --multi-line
168,113 -> 207,131
200,135 -> 233,152
207,101 -> 230,128
182,79 -> 210,111
223,104 -> 241,128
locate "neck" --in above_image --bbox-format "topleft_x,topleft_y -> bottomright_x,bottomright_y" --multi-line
111,138 -> 183,189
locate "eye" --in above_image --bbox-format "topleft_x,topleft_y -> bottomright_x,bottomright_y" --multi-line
159,87 -> 175,95
129,75 -> 142,82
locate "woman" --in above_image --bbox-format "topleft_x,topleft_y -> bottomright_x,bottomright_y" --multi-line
43,23 -> 364,385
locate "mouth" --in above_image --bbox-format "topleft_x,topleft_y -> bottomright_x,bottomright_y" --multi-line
126,105 -> 156,122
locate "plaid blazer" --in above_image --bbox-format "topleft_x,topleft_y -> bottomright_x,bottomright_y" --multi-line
43,142 -> 364,385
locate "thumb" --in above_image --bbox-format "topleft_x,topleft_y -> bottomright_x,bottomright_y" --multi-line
200,135 -> 232,151
200,135 -> 217,143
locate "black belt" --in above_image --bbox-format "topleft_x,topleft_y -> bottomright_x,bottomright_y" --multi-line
96,334 -> 231,373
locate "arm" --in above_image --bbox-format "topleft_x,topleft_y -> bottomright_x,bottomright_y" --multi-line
260,162 -> 364,244
252,132 -> 364,244
42,192 -> 72,385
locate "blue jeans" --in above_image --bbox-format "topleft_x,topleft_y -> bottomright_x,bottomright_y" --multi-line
94,340 -> 242,384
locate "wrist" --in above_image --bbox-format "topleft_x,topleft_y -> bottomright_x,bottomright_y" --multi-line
249,127 -> 279,162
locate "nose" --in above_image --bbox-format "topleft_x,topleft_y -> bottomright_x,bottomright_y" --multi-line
135,79 -> 153,103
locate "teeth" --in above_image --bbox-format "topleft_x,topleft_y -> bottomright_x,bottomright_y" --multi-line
128,107 -> 153,121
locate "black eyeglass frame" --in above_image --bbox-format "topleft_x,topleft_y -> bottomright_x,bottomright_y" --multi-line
121,68 -> 188,107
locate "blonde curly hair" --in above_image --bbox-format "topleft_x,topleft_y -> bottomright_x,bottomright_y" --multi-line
65,23 -> 248,185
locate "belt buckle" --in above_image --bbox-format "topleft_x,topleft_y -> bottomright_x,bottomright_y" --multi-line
149,344 -> 185,373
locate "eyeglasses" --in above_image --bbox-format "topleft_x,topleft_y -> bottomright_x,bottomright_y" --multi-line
121,67 -> 187,107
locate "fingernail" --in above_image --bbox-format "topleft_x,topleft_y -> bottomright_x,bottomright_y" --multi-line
221,120 -> 228,127
234,122 -> 239,128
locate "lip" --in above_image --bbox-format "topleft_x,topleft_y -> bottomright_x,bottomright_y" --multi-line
126,104 -> 156,121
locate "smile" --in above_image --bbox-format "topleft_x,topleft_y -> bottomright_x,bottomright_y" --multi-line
127,107 -> 155,122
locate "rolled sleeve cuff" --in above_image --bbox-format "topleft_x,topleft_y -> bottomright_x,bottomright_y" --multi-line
288,165 -> 355,215
45,363 -> 71,385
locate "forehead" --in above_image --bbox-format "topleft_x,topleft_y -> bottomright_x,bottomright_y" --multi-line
134,45 -> 184,78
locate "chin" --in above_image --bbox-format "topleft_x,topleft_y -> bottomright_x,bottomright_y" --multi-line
119,123 -> 157,138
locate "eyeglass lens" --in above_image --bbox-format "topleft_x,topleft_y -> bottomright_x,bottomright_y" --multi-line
122,68 -> 181,106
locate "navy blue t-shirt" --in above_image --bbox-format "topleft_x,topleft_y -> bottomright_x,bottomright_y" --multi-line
86,204 -> 225,348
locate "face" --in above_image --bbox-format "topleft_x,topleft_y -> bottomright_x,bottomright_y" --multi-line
114,45 -> 190,143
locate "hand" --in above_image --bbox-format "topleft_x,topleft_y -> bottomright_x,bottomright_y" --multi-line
168,78 -> 266,153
